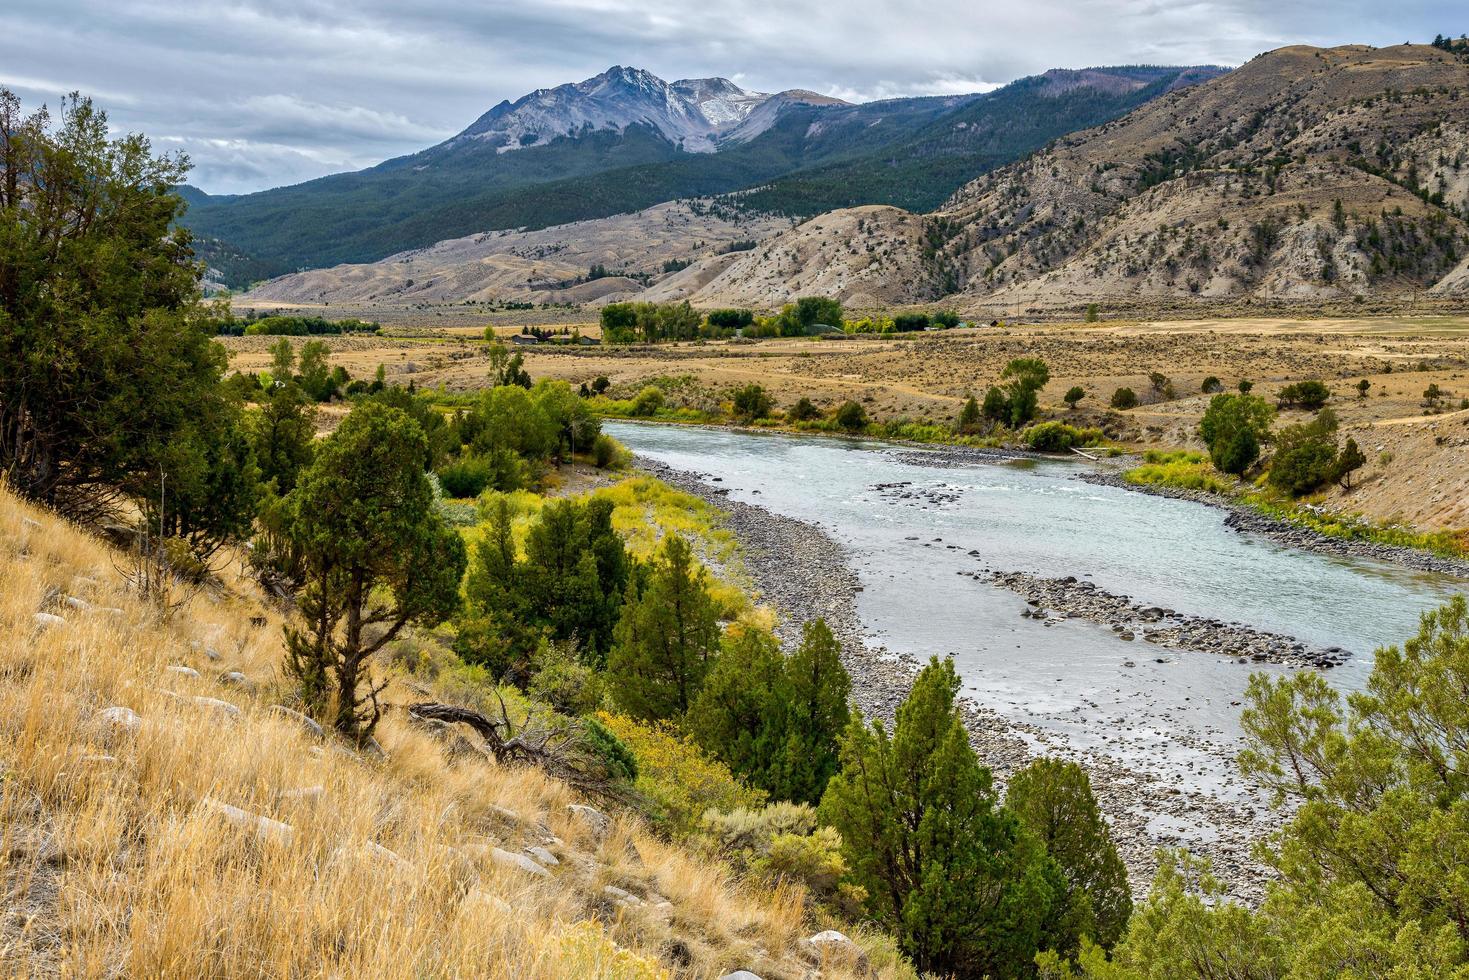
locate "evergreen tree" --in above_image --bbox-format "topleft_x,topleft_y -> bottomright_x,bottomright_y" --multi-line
777,619 -> 851,803
249,380 -> 316,494
687,625 -> 786,788
957,395 -> 983,433
688,619 -> 850,804
521,496 -> 629,660
1007,758 -> 1132,955
820,657 -> 1061,976
607,534 -> 722,721
283,402 -> 466,739
0,91 -> 251,533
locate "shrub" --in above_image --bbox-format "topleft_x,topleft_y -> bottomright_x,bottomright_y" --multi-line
436,455 -> 495,498
1199,393 -> 1273,475
788,397 -> 821,422
1268,409 -> 1340,495
892,313 -> 930,332
591,432 -> 621,469
731,383 -> 772,422
1201,376 -> 1224,394
834,400 -> 869,433
698,803 -> 851,905
1277,380 -> 1331,409
578,716 -> 639,784
1023,421 -> 1103,452
1110,387 -> 1138,409
595,712 -> 765,837
1064,386 -> 1086,410
630,386 -> 665,416
932,310 -> 961,328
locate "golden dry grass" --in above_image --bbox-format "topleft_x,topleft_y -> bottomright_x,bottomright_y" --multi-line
0,487 -> 898,979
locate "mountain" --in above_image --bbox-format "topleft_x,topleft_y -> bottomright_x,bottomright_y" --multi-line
445,66 -> 792,154
652,44 -> 1469,312
186,64 -> 1219,288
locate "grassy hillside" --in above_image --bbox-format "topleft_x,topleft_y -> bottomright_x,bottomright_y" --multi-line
0,486 -> 901,978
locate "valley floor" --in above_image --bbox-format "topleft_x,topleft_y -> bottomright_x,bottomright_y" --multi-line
222,311 -> 1469,533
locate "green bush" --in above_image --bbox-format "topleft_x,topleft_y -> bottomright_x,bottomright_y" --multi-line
1277,379 -> 1331,409
731,383 -> 772,422
436,455 -> 495,498
1110,387 -> 1138,409
579,716 -> 639,784
1268,409 -> 1340,496
834,400 -> 869,432
591,432 -> 621,469
1199,393 -> 1273,475
1023,421 -> 1103,452
788,397 -> 821,422
630,386 -> 665,416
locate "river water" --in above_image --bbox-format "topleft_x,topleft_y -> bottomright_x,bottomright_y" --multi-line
608,421 -> 1466,812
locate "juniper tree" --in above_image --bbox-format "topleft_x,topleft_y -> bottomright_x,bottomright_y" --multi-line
819,657 -> 1061,976
1007,758 -> 1132,955
607,534 -> 721,721
689,619 -> 850,804
284,402 -> 466,739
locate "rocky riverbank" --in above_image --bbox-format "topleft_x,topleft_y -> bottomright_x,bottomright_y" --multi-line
636,455 -> 1277,905
979,570 -> 1351,669
1081,470 -> 1469,579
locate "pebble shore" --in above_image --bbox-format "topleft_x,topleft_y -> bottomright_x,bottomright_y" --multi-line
637,455 -> 1278,904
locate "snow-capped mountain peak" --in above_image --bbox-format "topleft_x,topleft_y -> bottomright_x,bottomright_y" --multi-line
451,67 -> 776,154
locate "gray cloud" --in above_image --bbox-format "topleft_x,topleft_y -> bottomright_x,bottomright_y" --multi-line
2,0 -> 1461,193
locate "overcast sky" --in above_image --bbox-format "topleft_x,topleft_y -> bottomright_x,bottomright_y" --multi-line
2,0 -> 1461,194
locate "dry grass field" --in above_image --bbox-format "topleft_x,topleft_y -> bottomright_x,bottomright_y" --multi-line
0,487 -> 900,979
223,313 -> 1469,530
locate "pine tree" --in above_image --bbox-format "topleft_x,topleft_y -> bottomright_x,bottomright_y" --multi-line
606,534 -> 721,721
957,395 -> 982,433
687,625 -> 786,787
819,657 -> 1061,976
1007,758 -> 1132,954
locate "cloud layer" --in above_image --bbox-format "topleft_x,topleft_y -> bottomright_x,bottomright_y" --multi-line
2,0 -> 1460,193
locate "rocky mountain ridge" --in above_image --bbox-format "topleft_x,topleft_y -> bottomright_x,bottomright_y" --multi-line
447,66 -> 838,155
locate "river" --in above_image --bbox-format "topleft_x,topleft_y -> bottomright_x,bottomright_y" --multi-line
608,421 -> 1466,872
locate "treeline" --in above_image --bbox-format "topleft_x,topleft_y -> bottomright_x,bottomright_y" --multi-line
215,313 -> 380,336
600,298 -> 965,343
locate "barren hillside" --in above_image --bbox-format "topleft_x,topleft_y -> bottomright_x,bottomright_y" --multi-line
663,44 -> 1469,312
244,200 -> 791,306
